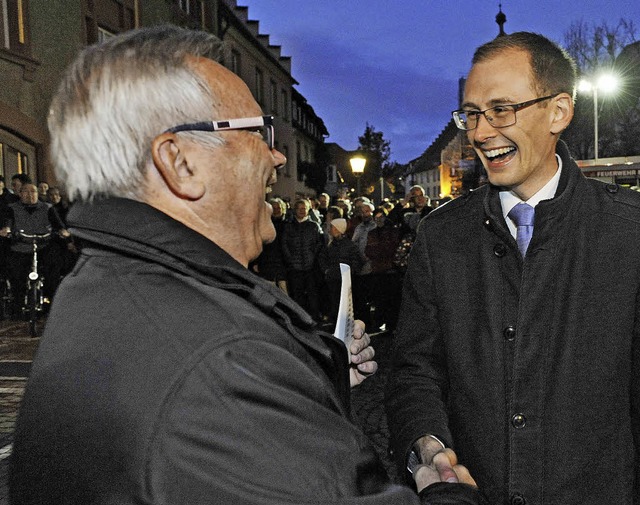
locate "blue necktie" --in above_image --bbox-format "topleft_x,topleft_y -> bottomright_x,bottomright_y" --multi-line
508,203 -> 535,257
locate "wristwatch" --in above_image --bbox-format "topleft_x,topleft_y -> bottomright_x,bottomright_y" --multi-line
407,447 -> 422,475
406,435 -> 447,475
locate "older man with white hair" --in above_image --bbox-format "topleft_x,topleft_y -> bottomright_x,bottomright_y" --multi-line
8,25 -> 483,505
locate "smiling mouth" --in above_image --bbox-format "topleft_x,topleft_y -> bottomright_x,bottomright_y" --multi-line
265,169 -> 277,196
484,146 -> 516,162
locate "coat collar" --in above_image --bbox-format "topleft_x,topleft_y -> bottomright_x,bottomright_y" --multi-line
67,198 -> 328,352
483,141 -> 586,236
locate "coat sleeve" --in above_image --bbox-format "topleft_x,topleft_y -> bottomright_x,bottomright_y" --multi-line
385,226 -> 453,480
149,333 -> 420,505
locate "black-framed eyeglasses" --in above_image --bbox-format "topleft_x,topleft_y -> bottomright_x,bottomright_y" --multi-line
452,94 -> 559,131
164,115 -> 275,150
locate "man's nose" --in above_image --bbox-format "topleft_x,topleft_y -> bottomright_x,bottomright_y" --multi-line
472,113 -> 497,143
272,148 -> 287,169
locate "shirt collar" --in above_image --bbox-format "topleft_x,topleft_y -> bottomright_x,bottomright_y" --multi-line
500,153 -> 562,218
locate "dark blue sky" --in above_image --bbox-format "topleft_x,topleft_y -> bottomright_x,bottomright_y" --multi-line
241,1 -> 640,163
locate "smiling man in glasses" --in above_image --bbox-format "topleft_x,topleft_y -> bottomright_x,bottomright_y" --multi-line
387,32 -> 640,505
8,25 -> 487,505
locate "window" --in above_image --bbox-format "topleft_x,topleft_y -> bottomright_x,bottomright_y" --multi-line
270,80 -> 277,115
0,0 -> 31,56
283,145 -> 290,177
281,89 -> 288,121
328,164 -> 337,183
178,0 -> 190,14
254,67 -> 264,105
176,0 -> 207,29
0,128 -> 36,182
296,141 -> 301,175
84,0 -> 137,45
230,49 -> 241,77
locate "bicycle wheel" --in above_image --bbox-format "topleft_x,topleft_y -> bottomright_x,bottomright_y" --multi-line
28,282 -> 39,337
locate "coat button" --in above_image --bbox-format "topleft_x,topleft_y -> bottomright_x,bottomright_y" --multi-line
606,183 -> 619,193
512,413 -> 526,429
510,493 -> 526,505
493,244 -> 507,257
503,326 -> 516,341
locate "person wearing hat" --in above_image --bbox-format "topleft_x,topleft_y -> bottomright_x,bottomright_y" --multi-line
318,218 -> 363,324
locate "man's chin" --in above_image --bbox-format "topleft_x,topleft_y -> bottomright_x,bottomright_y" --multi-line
262,234 -> 276,245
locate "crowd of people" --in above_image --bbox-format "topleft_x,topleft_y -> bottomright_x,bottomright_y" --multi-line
0,173 -> 76,319
252,186 -> 438,331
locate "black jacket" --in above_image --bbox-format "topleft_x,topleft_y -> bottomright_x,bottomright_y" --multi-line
9,198 -> 487,504
281,218 -> 323,271
387,142 -> 640,505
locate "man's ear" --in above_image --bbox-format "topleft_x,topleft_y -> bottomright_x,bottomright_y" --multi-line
150,133 -> 205,200
550,93 -> 574,135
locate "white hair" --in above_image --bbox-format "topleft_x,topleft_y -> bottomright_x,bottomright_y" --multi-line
48,25 -> 224,202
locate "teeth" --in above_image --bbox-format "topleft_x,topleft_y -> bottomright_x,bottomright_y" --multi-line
485,147 -> 515,159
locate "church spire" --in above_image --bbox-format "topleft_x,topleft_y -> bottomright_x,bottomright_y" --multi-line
496,3 -> 507,36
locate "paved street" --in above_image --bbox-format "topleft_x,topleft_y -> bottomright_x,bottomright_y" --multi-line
0,320 -> 36,505
0,320 -> 399,503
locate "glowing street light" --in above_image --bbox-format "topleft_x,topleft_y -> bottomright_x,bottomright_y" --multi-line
578,73 -> 619,163
350,154 -> 366,197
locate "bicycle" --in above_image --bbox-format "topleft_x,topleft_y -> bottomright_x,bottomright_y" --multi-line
13,231 -> 51,337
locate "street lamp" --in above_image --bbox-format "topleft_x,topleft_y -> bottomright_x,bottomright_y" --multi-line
578,73 -> 619,163
350,154 -> 366,197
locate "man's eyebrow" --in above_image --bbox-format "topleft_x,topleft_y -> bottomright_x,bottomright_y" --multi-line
461,97 -> 517,109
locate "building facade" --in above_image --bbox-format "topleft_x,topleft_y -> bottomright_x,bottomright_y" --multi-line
0,0 -> 327,200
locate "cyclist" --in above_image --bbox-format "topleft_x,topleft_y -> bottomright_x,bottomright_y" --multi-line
0,183 -> 69,317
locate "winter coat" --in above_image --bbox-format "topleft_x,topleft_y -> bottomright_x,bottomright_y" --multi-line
10,197 -> 425,505
386,141 -> 640,505
281,218 -> 323,271
319,235 -> 363,283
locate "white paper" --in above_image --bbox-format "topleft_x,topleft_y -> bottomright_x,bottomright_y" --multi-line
333,263 -> 354,362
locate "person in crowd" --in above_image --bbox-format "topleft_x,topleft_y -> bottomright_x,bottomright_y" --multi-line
318,192 -> 331,221
351,201 -> 376,325
281,198 -> 324,321
322,205 -> 343,243
253,197 -> 289,294
8,25 -> 487,505
363,207 -> 402,332
0,175 -> 19,207
0,175 -> 18,287
318,205 -> 343,319
307,196 -> 322,225
335,198 -> 352,221
37,182 -> 50,202
388,185 -> 432,235
46,186 -> 70,223
386,31 -> 640,505
318,217 -> 363,324
10,173 -> 31,196
47,186 -> 78,275
345,196 -> 369,238
0,183 -> 68,316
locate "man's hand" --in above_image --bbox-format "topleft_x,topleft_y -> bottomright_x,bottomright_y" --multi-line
414,448 -> 477,493
0,227 -> 10,238
59,229 -> 71,239
349,319 -> 377,387
412,435 -> 477,492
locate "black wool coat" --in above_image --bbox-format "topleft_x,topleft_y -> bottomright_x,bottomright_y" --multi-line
386,142 -> 640,505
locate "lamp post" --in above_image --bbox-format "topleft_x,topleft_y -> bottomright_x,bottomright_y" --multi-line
350,154 -> 366,197
578,73 -> 618,163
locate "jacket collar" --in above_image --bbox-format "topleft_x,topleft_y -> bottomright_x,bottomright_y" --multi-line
67,198 -> 327,352
483,141 -> 585,235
